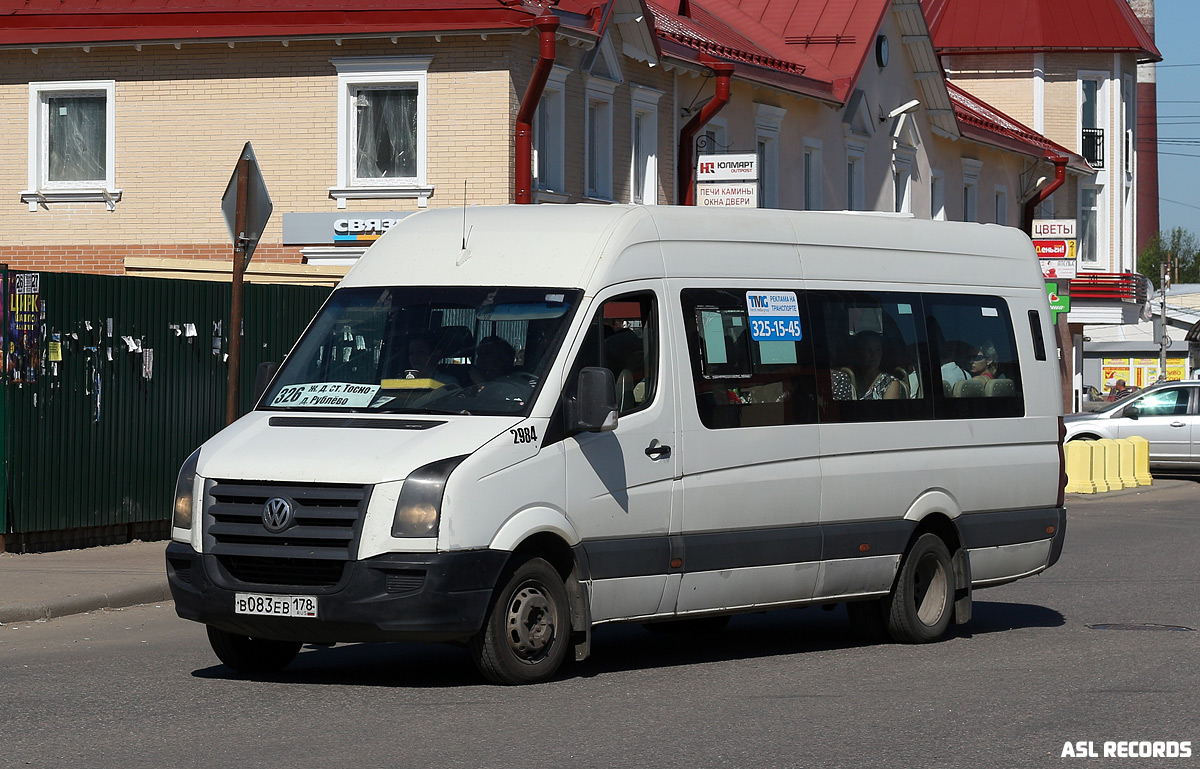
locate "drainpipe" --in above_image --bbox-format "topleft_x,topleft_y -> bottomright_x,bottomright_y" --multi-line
515,15 -> 559,204
1021,156 -> 1068,234
678,59 -> 735,205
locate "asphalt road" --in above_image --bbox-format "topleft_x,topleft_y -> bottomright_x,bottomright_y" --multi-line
2,484 -> 1198,769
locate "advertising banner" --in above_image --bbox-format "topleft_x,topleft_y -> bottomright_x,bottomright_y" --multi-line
8,271 -> 41,383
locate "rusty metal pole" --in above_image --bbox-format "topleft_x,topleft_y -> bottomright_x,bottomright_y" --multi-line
226,152 -> 250,425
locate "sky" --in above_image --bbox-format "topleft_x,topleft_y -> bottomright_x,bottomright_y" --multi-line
1153,0 -> 1200,238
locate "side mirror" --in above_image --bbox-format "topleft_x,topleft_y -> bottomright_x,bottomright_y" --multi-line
568,367 -> 618,433
253,361 -> 279,404
1121,403 -> 1139,419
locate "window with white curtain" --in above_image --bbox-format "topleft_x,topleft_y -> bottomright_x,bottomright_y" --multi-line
534,66 -> 569,195
331,57 -> 430,208
630,85 -> 662,205
585,77 -> 617,200
25,80 -> 118,209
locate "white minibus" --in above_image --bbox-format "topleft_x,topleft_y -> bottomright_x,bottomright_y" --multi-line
167,204 -> 1067,684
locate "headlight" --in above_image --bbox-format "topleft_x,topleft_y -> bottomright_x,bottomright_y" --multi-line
392,455 -> 467,538
173,448 -> 201,531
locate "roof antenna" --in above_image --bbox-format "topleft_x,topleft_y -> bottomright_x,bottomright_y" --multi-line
461,179 -> 469,249
457,179 -> 473,265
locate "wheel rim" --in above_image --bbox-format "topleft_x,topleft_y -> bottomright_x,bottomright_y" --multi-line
912,552 -> 949,626
504,581 -> 557,663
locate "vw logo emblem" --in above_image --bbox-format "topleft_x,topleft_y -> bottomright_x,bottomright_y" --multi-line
262,497 -> 294,533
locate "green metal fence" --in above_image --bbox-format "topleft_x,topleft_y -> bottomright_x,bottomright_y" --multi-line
3,270 -> 330,538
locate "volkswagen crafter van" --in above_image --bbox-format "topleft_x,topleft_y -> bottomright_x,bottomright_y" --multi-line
167,204 -> 1067,684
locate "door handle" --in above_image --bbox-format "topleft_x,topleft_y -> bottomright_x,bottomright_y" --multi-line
1171,421 -> 1186,427
645,441 -> 671,459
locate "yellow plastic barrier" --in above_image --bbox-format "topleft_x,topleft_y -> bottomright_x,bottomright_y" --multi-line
1126,435 -> 1154,486
1096,439 -> 1124,490
1089,440 -> 1110,493
1064,440 -> 1097,494
1115,438 -> 1137,489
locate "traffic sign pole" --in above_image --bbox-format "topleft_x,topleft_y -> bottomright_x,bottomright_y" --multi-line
227,151 -> 250,426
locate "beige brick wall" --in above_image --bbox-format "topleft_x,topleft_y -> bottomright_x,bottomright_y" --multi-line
0,30 -> 676,274
945,53 -> 1037,127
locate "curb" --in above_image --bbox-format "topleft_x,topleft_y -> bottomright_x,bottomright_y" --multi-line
0,581 -> 171,624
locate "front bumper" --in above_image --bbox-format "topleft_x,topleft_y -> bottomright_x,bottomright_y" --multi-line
166,542 -> 509,644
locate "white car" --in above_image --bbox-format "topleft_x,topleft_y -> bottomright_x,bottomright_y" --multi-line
1064,380 -> 1200,469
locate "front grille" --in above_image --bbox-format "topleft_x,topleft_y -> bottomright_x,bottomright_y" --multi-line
205,480 -> 369,588
218,555 -> 347,587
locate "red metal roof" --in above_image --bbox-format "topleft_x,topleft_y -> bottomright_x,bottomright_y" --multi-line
647,0 -> 891,101
948,81 -> 1091,172
922,0 -> 1160,62
0,1 -> 604,47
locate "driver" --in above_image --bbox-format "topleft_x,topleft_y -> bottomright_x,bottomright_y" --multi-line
469,336 -> 516,385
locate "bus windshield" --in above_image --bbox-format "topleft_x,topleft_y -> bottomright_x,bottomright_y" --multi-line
261,286 -> 582,416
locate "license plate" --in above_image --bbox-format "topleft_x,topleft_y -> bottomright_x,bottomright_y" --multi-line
234,592 -> 318,618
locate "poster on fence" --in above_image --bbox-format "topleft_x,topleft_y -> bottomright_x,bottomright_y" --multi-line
8,272 -> 42,383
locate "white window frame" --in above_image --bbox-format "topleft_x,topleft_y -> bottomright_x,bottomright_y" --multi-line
629,84 -> 663,205
754,104 -> 785,209
962,158 -> 982,222
1079,184 -> 1106,269
585,76 -> 617,201
534,65 -> 570,200
846,139 -> 867,211
1079,70 -> 1109,180
994,185 -> 1009,225
803,138 -> 823,211
24,80 -> 120,211
330,57 -> 431,209
930,169 -> 946,220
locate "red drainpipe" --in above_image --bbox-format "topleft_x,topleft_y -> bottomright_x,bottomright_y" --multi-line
1021,156 -> 1069,234
515,15 -> 559,204
678,59 -> 735,205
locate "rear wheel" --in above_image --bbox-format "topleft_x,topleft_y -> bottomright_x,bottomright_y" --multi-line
206,626 -> 301,675
885,533 -> 954,643
471,556 -> 570,685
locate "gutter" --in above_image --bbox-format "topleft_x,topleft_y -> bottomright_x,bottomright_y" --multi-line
515,14 -> 559,204
677,57 -> 734,205
1021,156 -> 1068,235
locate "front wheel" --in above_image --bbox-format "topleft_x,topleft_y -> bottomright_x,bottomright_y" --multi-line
471,557 -> 570,685
885,533 -> 955,643
206,626 -> 301,675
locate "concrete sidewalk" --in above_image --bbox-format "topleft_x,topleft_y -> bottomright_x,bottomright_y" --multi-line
0,540 -> 170,624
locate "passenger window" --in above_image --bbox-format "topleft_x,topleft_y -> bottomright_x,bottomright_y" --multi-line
681,288 -> 818,428
1133,388 -> 1189,416
566,293 -> 657,416
926,296 -> 1023,418
811,291 -> 931,423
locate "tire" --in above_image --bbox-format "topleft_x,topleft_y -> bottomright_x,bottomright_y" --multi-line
845,599 -> 889,642
884,533 -> 955,643
206,626 -> 302,675
642,615 -> 731,635
471,557 -> 571,685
